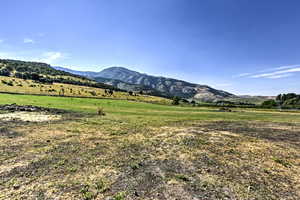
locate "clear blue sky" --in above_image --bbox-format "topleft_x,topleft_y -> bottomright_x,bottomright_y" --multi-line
0,0 -> 300,95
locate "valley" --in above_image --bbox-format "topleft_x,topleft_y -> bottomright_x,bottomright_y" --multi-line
1,1 -> 300,199
0,59 -> 299,200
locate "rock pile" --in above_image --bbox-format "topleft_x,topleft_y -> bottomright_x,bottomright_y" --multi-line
218,107 -> 232,112
0,103 -> 66,114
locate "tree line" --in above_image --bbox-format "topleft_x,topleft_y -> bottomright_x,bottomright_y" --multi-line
262,93 -> 300,109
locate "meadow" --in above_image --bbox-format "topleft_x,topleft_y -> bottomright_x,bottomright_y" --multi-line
0,93 -> 299,199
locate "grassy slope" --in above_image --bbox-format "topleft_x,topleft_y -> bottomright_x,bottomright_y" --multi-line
0,76 -> 171,105
0,93 -> 299,199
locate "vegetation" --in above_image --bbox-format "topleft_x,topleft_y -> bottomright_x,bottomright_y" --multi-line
214,100 -> 256,107
0,60 -> 299,199
261,93 -> 300,109
0,93 -> 299,199
261,99 -> 277,108
171,96 -> 181,105
0,76 -> 171,104
276,93 -> 300,108
0,59 -> 119,90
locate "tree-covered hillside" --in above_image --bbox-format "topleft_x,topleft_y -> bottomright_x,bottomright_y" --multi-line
0,59 -> 117,90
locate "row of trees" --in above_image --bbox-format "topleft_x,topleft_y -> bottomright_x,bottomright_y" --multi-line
261,93 -> 300,108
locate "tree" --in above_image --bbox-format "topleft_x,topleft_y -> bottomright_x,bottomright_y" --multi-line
172,96 -> 181,105
181,99 -> 189,103
59,88 -> 65,96
190,100 -> 196,106
0,69 -> 11,76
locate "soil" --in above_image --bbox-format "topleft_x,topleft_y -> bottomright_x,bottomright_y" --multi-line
0,104 -> 69,123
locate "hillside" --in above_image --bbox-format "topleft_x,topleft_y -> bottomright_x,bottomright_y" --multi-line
56,66 -> 235,101
0,59 -> 116,90
0,59 -> 171,104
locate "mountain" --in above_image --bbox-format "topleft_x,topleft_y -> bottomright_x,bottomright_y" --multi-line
54,66 -> 166,97
53,66 -> 100,78
97,67 -> 234,100
56,66 -> 235,101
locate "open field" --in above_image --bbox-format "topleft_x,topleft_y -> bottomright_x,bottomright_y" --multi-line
0,93 -> 300,199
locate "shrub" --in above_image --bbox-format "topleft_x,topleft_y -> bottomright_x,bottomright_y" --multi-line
261,100 -> 277,108
97,107 -> 105,116
89,91 -> 97,96
1,80 -> 13,86
80,185 -> 95,200
113,192 -> 126,200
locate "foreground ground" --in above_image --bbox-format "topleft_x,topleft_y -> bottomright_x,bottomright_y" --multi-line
0,93 -> 299,200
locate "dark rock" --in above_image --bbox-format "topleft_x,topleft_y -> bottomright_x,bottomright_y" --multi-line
0,104 -> 67,114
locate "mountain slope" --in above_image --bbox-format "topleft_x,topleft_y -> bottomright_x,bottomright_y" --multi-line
56,66 -> 235,101
97,67 -> 234,100
54,66 -> 99,78
54,66 -> 170,97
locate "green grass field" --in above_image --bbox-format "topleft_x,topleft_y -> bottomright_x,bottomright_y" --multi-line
0,93 -> 299,199
0,93 -> 300,124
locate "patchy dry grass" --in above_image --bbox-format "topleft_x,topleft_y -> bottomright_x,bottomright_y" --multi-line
0,94 -> 299,199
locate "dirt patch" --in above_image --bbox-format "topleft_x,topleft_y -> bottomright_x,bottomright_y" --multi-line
0,111 -> 61,122
0,104 -> 73,123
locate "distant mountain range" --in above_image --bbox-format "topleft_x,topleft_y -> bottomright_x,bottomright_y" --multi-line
54,66 -> 235,101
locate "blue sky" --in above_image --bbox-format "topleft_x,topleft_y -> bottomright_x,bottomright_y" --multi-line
0,0 -> 300,95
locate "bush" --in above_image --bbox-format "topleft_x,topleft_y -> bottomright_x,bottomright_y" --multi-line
89,91 -> 97,96
97,107 -> 106,116
1,80 -> 13,86
261,100 -> 277,108
0,69 -> 11,76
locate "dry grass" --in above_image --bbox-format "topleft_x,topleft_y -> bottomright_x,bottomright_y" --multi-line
0,93 -> 299,199
0,113 -> 299,199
